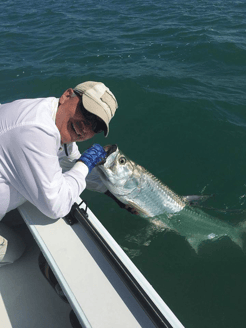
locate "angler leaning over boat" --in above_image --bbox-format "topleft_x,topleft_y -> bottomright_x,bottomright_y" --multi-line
0,81 -> 133,267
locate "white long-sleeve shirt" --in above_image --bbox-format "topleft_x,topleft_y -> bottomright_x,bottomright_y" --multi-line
0,97 -> 106,220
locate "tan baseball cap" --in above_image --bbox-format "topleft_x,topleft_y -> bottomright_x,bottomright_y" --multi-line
73,81 -> 118,137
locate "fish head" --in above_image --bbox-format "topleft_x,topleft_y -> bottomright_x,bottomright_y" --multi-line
96,144 -> 142,198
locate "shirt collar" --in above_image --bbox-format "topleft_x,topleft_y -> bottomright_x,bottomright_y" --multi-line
51,98 -> 60,123
51,98 -> 63,149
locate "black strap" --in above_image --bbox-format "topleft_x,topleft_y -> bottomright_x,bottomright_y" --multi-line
64,144 -> 69,156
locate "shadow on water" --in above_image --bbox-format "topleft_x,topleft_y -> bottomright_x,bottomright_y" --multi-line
122,221 -> 246,328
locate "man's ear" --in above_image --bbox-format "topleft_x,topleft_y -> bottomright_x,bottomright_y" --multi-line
59,88 -> 74,105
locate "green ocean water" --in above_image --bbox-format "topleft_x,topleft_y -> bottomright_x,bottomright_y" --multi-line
1,0 -> 246,326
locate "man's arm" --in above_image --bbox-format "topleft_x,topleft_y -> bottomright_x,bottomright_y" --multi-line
59,142 -> 108,193
1,124 -> 88,219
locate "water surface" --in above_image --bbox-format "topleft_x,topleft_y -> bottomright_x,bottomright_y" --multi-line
1,1 -> 246,326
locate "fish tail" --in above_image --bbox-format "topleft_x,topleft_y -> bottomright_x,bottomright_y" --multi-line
188,227 -> 246,254
237,221 -> 246,253
238,220 -> 246,230
230,234 -> 244,251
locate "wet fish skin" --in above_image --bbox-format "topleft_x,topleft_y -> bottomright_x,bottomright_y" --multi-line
96,145 -> 186,218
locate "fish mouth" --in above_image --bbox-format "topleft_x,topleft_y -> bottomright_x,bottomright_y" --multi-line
104,144 -> 118,156
96,144 -> 118,166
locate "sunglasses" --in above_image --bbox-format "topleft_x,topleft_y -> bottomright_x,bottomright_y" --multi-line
82,108 -> 105,134
74,91 -> 106,134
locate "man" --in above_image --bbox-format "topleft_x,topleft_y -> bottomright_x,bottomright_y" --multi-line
0,81 -> 118,266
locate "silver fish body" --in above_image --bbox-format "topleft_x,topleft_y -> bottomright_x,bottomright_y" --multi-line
96,145 -> 186,218
96,145 -> 245,252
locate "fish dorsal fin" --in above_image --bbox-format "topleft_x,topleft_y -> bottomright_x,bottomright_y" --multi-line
182,194 -> 214,206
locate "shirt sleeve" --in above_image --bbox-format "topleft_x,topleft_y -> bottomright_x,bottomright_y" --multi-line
1,124 -> 88,219
59,142 -> 81,173
86,168 -> 108,193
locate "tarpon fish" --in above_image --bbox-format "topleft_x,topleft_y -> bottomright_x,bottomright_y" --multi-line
96,145 -> 245,252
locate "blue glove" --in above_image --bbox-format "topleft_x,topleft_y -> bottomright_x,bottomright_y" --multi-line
78,144 -> 107,173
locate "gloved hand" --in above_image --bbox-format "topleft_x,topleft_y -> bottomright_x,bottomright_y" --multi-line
78,144 -> 107,173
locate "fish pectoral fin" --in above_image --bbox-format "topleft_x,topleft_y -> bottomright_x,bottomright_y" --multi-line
182,194 -> 215,206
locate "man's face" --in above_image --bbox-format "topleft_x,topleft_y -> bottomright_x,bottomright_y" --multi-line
56,89 -> 96,144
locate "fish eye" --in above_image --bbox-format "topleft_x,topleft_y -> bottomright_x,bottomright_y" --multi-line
119,156 -> 126,165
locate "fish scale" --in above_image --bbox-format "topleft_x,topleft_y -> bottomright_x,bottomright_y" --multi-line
96,146 -> 186,218
131,167 -> 186,217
